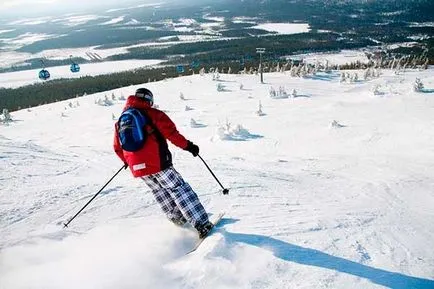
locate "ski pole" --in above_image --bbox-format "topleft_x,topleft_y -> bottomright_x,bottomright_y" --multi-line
198,154 -> 229,195
63,164 -> 127,228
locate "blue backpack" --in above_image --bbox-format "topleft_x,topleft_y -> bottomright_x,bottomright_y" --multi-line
118,108 -> 148,152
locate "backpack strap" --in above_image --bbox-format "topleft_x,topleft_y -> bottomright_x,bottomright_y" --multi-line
139,110 -> 164,144
140,109 -> 172,169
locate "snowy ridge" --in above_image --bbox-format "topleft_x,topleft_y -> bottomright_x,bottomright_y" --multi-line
1,68 -> 434,288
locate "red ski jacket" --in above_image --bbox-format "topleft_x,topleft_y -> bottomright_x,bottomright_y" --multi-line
113,95 -> 189,177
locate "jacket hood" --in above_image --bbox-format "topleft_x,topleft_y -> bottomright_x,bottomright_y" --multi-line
124,95 -> 152,111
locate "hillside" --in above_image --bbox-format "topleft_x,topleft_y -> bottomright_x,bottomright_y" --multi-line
1,68 -> 434,289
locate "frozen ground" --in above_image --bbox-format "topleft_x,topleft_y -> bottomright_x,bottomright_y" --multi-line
1,67 -> 434,289
288,50 -> 370,66
252,23 -> 310,35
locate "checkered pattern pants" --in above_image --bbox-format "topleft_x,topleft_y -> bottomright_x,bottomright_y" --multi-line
141,167 -> 209,228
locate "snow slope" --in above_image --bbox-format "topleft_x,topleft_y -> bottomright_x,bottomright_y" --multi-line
1,68 -> 434,289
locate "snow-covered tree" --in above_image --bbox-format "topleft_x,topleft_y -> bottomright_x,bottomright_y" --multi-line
269,86 -> 276,98
190,118 -> 198,127
190,118 -> 206,128
256,100 -> 265,116
1,109 -> 12,123
389,58 -> 396,70
213,71 -> 220,81
413,78 -> 424,92
217,83 -> 224,92
351,73 -> 359,83
372,84 -> 382,96
330,120 -> 345,128
363,68 -> 371,80
104,95 -> 113,106
324,60 -> 330,73
214,120 -> 253,141
422,58 -> 429,70
340,73 -> 347,83
185,105 -> 193,111
239,84 -> 244,90
291,89 -> 297,98
299,64 -> 307,78
278,86 -> 287,98
199,67 -> 206,76
95,95 -> 114,106
290,65 -> 298,77
179,92 -> 185,100
314,61 -> 320,74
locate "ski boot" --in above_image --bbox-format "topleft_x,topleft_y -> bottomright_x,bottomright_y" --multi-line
195,221 -> 214,239
169,216 -> 187,227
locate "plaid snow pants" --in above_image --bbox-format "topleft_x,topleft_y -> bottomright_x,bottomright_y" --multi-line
141,167 -> 209,228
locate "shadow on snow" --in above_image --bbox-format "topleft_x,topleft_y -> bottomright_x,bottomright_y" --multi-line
304,72 -> 340,82
219,219 -> 434,289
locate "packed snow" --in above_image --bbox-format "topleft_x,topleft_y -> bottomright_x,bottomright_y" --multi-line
100,16 -> 125,26
0,33 -> 61,51
7,16 -> 54,26
202,14 -> 225,23
1,66 -> 434,289
105,2 -> 165,13
0,29 -> 15,35
252,23 -> 310,35
409,22 -> 434,28
288,50 -> 370,66
232,16 -> 260,24
7,14 -> 104,27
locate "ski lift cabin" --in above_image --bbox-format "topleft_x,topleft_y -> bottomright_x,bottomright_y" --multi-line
70,63 -> 80,73
38,69 -> 50,80
176,65 -> 185,73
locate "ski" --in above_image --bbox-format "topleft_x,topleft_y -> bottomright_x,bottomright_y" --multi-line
186,212 -> 225,255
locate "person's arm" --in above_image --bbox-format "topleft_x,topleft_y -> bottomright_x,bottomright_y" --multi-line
113,124 -> 127,163
153,111 -> 189,149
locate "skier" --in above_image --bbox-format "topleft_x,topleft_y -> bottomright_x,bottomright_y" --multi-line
113,88 -> 213,238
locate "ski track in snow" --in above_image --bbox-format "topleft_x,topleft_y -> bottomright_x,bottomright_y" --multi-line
1,68 -> 434,289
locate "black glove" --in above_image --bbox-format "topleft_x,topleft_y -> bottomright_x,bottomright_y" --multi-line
185,141 -> 199,157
